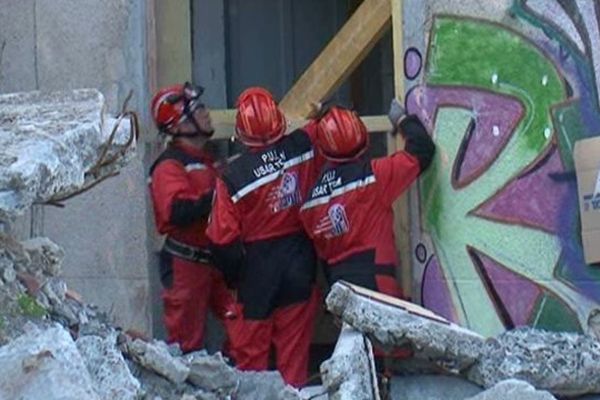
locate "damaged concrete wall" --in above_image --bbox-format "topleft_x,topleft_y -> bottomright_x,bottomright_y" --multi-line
0,0 -> 150,333
325,281 -> 600,398
406,0 -> 600,337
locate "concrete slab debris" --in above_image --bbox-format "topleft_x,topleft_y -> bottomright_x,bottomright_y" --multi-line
0,89 -> 136,220
0,323 -> 100,400
320,323 -> 380,400
326,281 -> 485,373
465,379 -> 557,400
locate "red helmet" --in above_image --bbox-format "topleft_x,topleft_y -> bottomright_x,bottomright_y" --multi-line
150,83 -> 210,136
317,107 -> 369,162
235,87 -> 286,147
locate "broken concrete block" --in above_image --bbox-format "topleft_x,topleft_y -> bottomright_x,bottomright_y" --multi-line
1,261 -> 16,283
0,89 -> 136,220
390,374 -> 482,400
125,357 -> 191,400
465,379 -> 557,400
320,323 -> 379,400
186,389 -> 221,400
185,351 -> 237,395
21,237 -> 63,277
326,282 -> 485,372
0,323 -> 100,400
42,277 -> 67,305
236,370 -> 301,400
0,232 -> 30,269
467,328 -> 600,396
126,338 -> 190,384
76,332 -> 141,400
298,386 -> 328,399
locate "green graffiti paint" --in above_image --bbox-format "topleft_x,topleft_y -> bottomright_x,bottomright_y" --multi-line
553,102 -> 588,172
531,292 -> 582,333
419,17 -> 579,336
428,17 -> 565,150
513,0 -> 600,113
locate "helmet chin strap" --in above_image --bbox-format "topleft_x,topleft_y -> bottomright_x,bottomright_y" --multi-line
166,117 -> 214,139
174,101 -> 214,138
176,119 -> 214,138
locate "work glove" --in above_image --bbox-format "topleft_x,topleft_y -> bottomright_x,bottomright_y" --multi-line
388,97 -> 406,132
309,99 -> 350,120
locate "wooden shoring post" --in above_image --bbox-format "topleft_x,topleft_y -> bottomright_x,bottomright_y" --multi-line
389,0 -> 413,299
278,0 -> 392,118
209,111 -> 391,140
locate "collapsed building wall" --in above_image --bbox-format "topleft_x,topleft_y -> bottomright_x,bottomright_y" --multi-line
405,0 -> 600,337
0,0 -> 151,334
0,89 -> 307,400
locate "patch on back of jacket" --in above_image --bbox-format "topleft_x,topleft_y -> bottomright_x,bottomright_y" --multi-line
266,171 -> 302,212
314,203 -> 350,238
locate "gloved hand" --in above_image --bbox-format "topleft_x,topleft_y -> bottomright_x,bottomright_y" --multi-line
309,99 -> 348,120
309,101 -> 324,120
388,97 -> 406,129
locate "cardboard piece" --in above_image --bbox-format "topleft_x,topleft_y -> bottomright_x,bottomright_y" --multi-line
341,281 -> 450,325
574,136 -> 600,264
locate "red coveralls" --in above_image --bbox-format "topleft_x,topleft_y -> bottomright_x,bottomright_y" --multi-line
149,141 -> 235,353
299,115 -> 435,297
207,122 -> 323,387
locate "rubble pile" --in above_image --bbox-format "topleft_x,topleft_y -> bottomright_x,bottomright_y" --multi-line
0,233 -> 103,345
0,299 -> 303,399
324,281 -> 600,400
468,328 -> 600,396
0,89 -> 303,400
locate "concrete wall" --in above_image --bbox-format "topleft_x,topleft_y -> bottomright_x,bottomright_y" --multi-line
406,0 -> 600,337
0,0 -> 151,333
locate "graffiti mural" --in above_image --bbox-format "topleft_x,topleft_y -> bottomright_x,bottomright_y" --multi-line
408,1 -> 600,337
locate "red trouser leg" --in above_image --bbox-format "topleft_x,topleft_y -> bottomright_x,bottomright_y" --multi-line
207,269 -> 238,356
226,314 -> 272,372
208,269 -> 237,319
161,257 -> 212,353
272,286 -> 321,387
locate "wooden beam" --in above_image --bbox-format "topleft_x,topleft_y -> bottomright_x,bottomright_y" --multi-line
388,0 -> 412,299
391,0 -> 404,98
155,0 -> 193,87
279,0 -> 392,118
210,110 -> 391,140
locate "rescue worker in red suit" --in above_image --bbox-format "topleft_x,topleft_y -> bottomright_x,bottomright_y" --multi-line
299,100 -> 435,298
206,87 -> 323,387
148,82 -> 235,353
